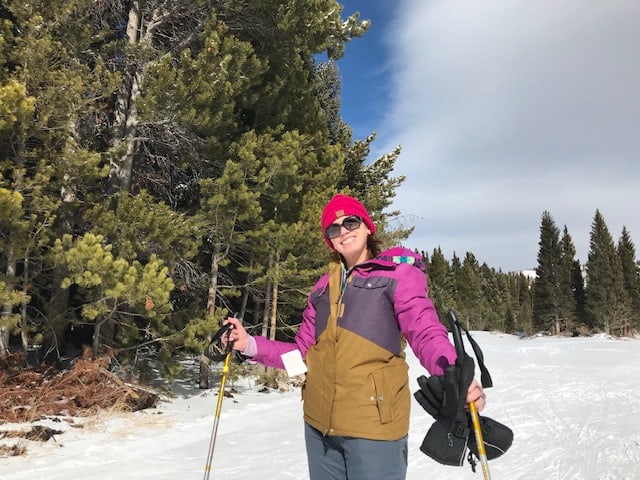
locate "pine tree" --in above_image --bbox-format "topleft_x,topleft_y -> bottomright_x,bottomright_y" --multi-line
479,264 -> 509,332
571,259 -> 588,330
187,130 -> 268,387
425,247 -> 456,320
102,2 -> 227,194
617,227 -> 640,335
50,233 -> 174,356
532,211 -> 562,333
585,210 -> 630,335
556,226 -> 578,334
509,273 -> 534,335
0,188 -> 30,354
249,130 -> 341,334
454,252 -> 485,330
0,0 -> 114,357
312,60 -> 351,146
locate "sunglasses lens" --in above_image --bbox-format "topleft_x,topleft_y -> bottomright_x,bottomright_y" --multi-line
343,216 -> 362,231
325,224 -> 341,239
324,216 -> 363,240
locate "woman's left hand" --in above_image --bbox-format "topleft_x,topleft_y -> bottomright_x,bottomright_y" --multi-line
466,379 -> 486,412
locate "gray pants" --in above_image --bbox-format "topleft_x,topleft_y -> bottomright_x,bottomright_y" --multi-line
304,423 -> 408,480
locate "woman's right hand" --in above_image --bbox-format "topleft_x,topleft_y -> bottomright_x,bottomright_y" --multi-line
223,316 -> 249,352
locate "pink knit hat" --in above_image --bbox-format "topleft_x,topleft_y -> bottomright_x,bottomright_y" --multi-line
321,194 -> 376,248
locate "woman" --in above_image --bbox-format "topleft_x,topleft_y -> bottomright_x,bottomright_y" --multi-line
224,193 -> 485,480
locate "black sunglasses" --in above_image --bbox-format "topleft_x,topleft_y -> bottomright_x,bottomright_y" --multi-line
324,215 -> 363,240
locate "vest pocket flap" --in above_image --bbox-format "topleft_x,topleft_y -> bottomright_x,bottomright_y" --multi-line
351,276 -> 392,290
371,368 -> 393,424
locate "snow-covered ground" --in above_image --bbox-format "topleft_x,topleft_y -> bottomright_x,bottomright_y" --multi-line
1,332 -> 639,479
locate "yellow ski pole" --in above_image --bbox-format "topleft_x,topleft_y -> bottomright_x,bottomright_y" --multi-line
203,322 -> 234,480
203,349 -> 232,480
447,310 -> 492,480
469,401 -> 491,480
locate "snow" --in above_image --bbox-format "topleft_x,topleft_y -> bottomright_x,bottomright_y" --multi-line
2,332 -> 640,479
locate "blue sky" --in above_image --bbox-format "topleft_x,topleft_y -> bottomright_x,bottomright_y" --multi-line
336,0 -> 640,272
336,2 -> 396,142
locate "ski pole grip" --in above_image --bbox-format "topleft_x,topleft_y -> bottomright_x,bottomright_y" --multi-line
206,313 -> 237,360
211,322 -> 233,344
447,310 -> 465,362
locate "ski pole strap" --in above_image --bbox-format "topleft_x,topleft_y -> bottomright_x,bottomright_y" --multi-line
446,310 -> 493,389
205,323 -> 235,362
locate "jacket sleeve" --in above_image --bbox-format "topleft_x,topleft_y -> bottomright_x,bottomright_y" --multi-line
393,264 -> 457,375
249,282 -> 319,369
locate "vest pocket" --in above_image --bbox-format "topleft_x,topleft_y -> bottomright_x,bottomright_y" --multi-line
301,348 -> 328,427
370,369 -> 392,424
371,362 -> 409,425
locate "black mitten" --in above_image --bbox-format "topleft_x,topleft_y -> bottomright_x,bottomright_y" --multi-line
420,416 -> 470,466
467,415 -> 514,460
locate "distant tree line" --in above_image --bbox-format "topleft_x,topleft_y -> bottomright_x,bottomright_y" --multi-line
1,2 -> 637,382
422,209 -> 640,337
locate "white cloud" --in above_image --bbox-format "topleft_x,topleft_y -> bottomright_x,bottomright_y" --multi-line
377,0 -> 640,271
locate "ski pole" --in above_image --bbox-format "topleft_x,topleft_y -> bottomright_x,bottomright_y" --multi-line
469,401 -> 491,480
447,310 -> 492,480
203,321 -> 234,480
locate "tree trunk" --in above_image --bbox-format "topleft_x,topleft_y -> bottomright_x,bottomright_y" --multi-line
20,256 -> 29,351
207,246 -> 221,318
109,1 -> 143,193
199,354 -> 210,389
0,247 -> 16,357
269,280 -> 278,342
261,274 -> 272,338
93,317 -> 106,357
200,245 -> 221,389
239,257 -> 253,321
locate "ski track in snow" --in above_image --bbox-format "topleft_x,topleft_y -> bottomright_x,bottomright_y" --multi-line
1,332 -> 639,479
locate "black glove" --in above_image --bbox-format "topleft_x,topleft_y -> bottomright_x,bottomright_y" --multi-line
413,374 -> 445,419
414,350 -> 475,420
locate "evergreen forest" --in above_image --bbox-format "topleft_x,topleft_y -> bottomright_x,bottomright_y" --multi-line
1,1 -> 638,380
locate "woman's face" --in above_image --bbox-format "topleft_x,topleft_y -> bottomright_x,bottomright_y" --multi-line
328,215 -> 371,267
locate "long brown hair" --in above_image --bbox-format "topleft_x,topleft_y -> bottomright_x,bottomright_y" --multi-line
367,236 -> 383,258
